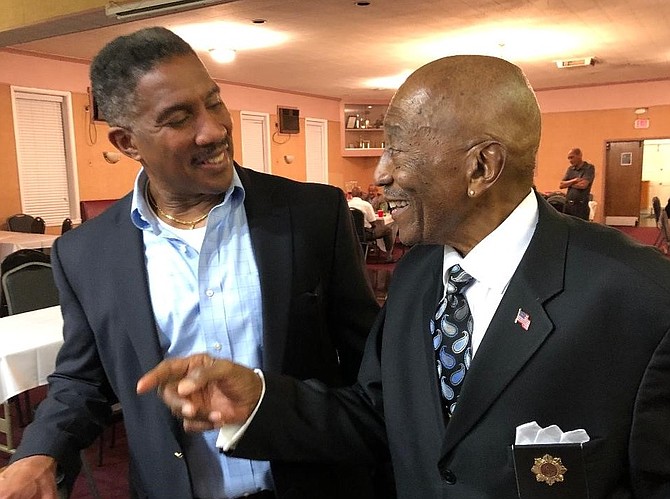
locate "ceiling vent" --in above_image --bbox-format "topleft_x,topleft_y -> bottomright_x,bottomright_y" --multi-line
106,0 -> 237,20
555,57 -> 596,69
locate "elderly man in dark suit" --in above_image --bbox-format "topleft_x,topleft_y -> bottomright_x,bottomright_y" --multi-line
0,27 -> 384,499
138,55 -> 670,498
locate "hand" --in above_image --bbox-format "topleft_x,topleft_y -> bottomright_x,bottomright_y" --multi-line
136,354 -> 263,432
0,455 -> 59,498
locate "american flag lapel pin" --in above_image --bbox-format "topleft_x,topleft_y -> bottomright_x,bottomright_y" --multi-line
514,308 -> 531,331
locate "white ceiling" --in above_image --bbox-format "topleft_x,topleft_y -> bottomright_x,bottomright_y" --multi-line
2,0 -> 670,102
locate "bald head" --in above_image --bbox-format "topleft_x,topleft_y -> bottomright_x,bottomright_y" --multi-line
390,55 -> 541,183
375,55 -> 542,250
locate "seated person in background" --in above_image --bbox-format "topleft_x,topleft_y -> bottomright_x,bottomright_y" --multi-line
365,184 -> 378,202
370,191 -> 389,214
368,186 -> 389,213
348,186 -> 395,261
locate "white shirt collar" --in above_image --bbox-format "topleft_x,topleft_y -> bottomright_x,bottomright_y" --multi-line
443,190 -> 538,294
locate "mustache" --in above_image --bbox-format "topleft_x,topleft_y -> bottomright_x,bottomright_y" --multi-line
193,140 -> 229,162
384,189 -> 405,199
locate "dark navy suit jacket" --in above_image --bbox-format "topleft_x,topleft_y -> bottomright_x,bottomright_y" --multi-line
13,165 -> 382,499
236,193 -> 670,498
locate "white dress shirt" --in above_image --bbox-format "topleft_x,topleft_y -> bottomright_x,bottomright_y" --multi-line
442,190 -> 538,357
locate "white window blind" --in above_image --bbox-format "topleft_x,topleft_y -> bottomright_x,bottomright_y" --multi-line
13,91 -> 71,226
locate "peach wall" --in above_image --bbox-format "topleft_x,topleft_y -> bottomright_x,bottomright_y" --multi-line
0,50 -> 364,226
534,104 -> 670,222
3,48 -> 670,227
536,80 -> 670,113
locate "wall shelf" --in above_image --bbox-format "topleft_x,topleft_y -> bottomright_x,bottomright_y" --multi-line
341,102 -> 388,157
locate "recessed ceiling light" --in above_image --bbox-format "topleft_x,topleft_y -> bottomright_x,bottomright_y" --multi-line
252,18 -> 266,24
355,1 -> 371,6
209,48 -> 236,63
365,70 -> 413,90
172,21 -> 288,52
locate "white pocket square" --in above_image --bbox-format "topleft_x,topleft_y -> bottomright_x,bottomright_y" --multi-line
515,421 -> 590,445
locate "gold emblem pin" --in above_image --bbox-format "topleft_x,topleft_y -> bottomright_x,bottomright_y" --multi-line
531,453 -> 567,486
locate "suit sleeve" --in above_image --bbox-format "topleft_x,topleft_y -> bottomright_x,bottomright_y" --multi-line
231,307 -> 389,463
629,325 -> 670,497
326,190 -> 380,384
9,238 -> 113,480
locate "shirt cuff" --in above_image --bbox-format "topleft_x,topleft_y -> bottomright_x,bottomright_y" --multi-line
215,368 -> 265,452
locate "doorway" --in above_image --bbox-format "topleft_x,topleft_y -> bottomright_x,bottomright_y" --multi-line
304,118 -> 328,184
604,139 -> 670,226
240,111 -> 271,173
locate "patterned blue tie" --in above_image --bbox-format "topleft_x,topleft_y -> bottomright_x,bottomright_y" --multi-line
430,264 -> 474,416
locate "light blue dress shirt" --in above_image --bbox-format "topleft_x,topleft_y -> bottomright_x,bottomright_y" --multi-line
130,168 -> 273,498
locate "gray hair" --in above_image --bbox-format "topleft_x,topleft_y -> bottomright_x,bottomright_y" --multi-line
90,27 -> 196,127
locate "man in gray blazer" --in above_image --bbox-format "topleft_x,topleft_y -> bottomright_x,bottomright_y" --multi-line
139,54 -> 670,498
0,27 -> 384,499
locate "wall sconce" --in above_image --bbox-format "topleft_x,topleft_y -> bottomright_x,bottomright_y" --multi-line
634,107 -> 648,115
283,154 -> 295,164
103,151 -> 122,164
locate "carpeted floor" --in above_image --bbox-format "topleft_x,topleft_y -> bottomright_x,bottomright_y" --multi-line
0,388 -> 130,498
612,225 -> 663,247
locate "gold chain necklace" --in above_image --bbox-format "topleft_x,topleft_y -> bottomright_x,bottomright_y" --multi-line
146,185 -> 209,230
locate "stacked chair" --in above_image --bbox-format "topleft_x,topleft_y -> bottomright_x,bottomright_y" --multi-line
7,214 -> 46,234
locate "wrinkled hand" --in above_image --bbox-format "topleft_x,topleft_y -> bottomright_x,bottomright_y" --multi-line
0,455 -> 58,499
136,354 -> 262,432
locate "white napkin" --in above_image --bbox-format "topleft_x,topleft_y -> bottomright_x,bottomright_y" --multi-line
515,421 -> 590,445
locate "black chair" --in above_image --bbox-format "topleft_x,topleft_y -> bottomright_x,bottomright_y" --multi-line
652,196 -> 661,224
0,249 -> 51,318
7,214 -> 46,234
349,208 -> 375,260
1,261 -> 58,315
97,402 -> 124,466
545,192 -> 566,213
61,218 -> 73,234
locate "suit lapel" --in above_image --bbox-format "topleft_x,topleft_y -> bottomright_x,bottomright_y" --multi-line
441,195 -> 569,455
237,166 -> 292,372
105,196 -> 165,374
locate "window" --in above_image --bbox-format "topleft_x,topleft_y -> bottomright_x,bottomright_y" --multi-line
11,87 -> 80,226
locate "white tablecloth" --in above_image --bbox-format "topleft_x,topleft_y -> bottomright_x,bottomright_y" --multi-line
0,231 -> 59,263
0,306 -> 63,404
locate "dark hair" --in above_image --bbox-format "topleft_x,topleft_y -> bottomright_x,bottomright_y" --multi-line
90,27 -> 197,127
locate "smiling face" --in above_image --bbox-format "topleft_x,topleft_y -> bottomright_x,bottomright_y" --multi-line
377,92 -> 472,247
110,54 -> 234,201
374,55 -> 541,252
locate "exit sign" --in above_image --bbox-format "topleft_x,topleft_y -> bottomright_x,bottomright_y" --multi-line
634,118 -> 650,129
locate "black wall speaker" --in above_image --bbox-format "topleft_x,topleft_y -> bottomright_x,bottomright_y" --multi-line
87,87 -> 106,122
278,106 -> 300,134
